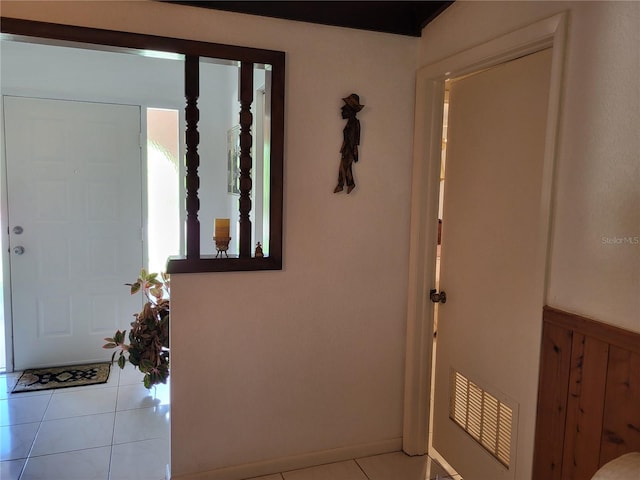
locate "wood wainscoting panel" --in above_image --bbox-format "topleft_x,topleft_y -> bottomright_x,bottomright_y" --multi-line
600,347 -> 640,465
561,333 -> 609,479
534,307 -> 640,480
532,320 -> 573,480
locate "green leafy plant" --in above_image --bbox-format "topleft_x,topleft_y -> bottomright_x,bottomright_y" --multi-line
103,270 -> 170,389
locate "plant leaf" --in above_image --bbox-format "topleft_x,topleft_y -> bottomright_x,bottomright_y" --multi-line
130,282 -> 141,295
150,286 -> 163,300
140,359 -> 154,372
114,330 -> 126,344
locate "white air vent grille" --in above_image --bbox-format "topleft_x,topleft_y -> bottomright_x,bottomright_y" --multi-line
450,370 -> 513,468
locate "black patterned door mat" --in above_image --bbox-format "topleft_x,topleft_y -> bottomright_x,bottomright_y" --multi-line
12,362 -> 111,393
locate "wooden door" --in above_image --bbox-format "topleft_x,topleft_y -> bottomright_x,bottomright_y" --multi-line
432,49 -> 553,479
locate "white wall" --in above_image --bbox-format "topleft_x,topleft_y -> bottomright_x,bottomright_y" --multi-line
1,1 -> 419,478
0,40 -> 184,107
420,1 -> 639,333
198,62 -> 238,255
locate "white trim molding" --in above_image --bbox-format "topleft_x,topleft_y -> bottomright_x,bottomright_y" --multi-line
402,12 -> 568,456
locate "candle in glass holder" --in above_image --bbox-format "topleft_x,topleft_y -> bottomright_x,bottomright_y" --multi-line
214,218 -> 230,238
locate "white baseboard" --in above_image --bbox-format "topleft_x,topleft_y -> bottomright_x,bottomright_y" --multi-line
171,437 -> 402,480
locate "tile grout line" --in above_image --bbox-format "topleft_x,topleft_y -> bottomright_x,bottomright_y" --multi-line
107,370 -> 123,480
18,388 -> 53,479
353,458 -> 372,479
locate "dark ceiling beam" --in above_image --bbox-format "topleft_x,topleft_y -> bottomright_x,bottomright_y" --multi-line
162,1 -> 453,37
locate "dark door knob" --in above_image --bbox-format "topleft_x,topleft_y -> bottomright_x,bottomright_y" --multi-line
430,289 -> 447,304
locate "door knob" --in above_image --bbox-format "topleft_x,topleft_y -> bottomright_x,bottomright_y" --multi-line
430,289 -> 447,304
13,246 -> 25,255
13,226 -> 23,235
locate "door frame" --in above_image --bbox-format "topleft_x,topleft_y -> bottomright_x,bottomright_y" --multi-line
0,95 -> 14,372
402,12 -> 568,455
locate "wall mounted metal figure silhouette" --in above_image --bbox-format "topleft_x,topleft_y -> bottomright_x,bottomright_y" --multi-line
334,93 -> 364,194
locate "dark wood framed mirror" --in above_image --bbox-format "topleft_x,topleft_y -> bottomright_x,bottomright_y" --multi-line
0,17 -> 284,273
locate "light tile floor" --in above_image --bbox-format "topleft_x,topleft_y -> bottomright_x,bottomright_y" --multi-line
254,453 -> 462,480
1,365 -> 460,480
1,365 -> 170,480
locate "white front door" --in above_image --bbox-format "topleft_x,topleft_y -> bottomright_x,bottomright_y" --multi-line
4,96 -> 143,370
432,49 -> 553,479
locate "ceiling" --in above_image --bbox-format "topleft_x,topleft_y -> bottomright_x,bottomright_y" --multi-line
163,1 -> 453,37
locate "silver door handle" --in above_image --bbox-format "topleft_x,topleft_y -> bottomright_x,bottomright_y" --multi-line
13,246 -> 25,255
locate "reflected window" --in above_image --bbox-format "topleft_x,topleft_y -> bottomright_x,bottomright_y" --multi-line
147,108 -> 181,273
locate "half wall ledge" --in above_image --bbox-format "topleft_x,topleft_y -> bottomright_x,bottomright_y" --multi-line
166,256 -> 282,274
